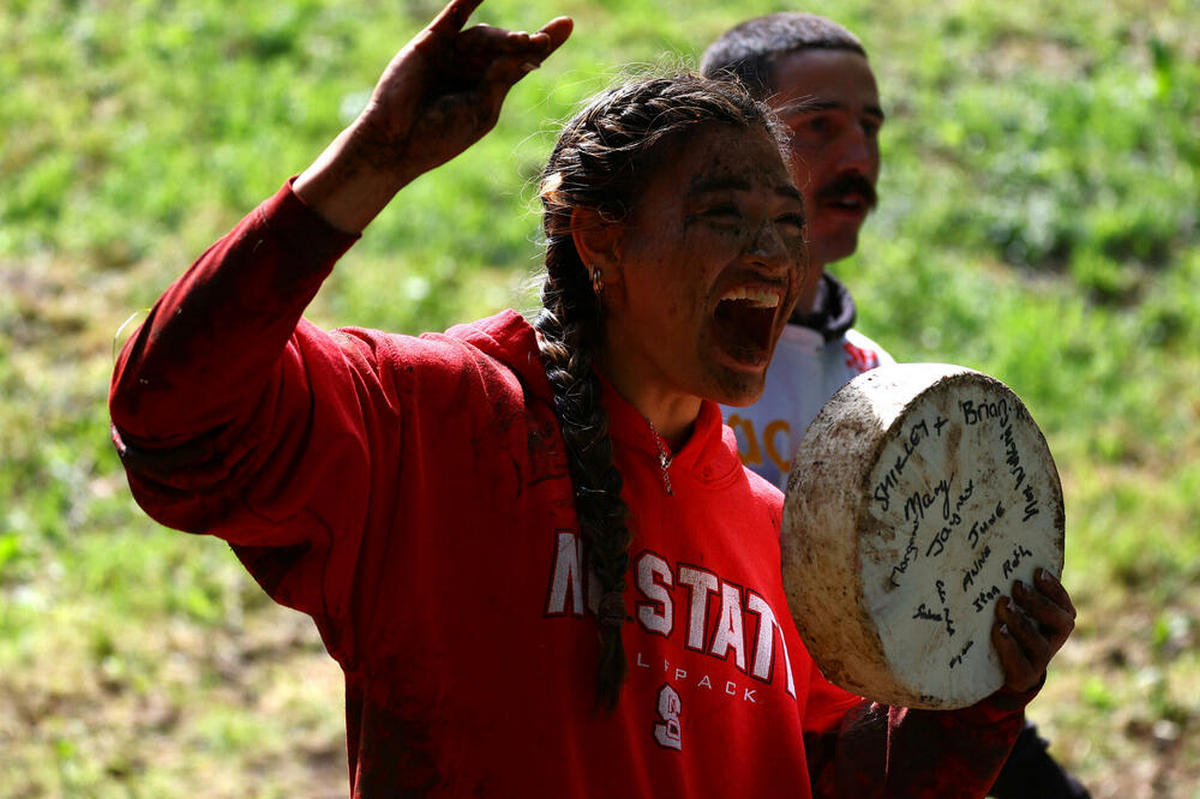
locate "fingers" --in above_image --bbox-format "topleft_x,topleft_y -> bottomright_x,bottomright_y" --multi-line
993,613 -> 1044,692
999,594 -> 1051,659
428,0 -> 485,36
428,0 -> 573,60
455,18 -> 573,59
1014,569 -> 1076,647
474,17 -> 573,113
1031,568 -> 1077,620
993,568 -> 1077,693
538,16 -> 574,57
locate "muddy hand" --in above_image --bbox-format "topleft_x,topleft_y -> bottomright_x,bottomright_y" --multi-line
354,0 -> 572,179
295,0 -> 571,233
992,567 -> 1076,692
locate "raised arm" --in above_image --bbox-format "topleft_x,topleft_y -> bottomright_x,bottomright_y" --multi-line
109,0 -> 571,534
294,0 -> 571,233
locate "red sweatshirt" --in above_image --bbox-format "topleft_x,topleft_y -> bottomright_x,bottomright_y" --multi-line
110,181 -> 1032,798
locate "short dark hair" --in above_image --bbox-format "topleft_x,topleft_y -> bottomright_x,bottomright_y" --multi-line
700,13 -> 867,99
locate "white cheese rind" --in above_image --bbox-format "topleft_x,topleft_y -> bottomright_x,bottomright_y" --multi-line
782,363 -> 1065,709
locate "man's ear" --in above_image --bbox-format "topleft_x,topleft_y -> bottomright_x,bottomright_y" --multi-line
570,207 -> 625,296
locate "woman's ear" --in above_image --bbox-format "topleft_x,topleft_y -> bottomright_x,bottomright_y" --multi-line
570,207 -> 625,301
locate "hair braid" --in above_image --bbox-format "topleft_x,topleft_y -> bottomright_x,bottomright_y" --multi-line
533,74 -> 783,710
536,236 -> 631,710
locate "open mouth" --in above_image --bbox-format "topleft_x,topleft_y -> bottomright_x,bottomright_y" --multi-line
713,286 -> 781,365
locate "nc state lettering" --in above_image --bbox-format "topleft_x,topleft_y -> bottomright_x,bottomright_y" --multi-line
545,532 -> 798,699
637,655 -> 761,705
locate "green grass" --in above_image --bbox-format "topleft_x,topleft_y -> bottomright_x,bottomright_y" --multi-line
2,0 -> 1199,796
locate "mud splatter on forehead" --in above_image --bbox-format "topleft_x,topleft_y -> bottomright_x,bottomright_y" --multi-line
681,128 -> 798,197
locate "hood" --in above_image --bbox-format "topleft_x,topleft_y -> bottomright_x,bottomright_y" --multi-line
442,309 -> 743,489
789,272 -> 858,342
442,309 -> 554,399
599,371 -> 745,490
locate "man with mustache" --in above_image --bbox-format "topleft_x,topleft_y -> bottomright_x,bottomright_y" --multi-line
704,13 -> 1091,799
704,13 -> 893,491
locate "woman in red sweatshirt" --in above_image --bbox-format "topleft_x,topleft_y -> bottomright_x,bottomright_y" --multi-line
108,0 -> 1076,795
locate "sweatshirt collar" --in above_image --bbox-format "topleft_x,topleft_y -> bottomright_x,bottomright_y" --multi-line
446,310 -> 743,487
444,309 -> 553,397
598,372 -> 742,488
789,272 -> 857,342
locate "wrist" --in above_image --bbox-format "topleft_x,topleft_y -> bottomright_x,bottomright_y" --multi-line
294,121 -> 418,234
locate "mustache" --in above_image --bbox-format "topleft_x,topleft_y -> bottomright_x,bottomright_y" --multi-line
814,173 -> 878,209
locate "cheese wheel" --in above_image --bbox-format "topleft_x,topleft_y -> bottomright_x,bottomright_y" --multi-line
781,363 -> 1064,709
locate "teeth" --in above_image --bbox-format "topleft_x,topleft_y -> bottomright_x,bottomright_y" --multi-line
719,286 -> 781,307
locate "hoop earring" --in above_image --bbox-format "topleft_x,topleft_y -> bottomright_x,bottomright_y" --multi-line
590,265 -> 605,294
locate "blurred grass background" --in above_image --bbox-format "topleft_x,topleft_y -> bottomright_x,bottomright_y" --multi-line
1,0 -> 1198,796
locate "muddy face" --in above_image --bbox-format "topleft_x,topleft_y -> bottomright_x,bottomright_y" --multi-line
598,123 -> 807,408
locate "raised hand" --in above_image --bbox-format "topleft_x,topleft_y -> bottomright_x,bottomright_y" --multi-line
358,0 -> 572,177
993,567 -> 1076,693
296,0 -> 572,233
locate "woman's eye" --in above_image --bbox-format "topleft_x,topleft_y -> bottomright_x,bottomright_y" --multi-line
777,214 -> 806,232
695,205 -> 741,225
704,205 -> 739,218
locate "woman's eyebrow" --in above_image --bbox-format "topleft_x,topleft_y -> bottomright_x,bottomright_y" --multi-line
687,176 -> 751,195
687,176 -> 802,202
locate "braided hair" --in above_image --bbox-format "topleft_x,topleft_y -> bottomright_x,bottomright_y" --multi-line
533,74 -> 783,710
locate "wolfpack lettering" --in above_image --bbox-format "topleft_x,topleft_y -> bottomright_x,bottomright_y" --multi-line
545,533 -> 797,698
636,653 -> 764,705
